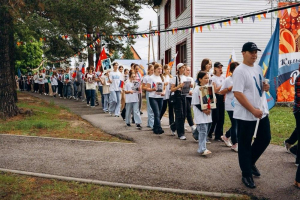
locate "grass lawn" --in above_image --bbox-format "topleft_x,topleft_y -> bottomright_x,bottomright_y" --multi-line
0,92 -> 126,142
0,172 -> 243,200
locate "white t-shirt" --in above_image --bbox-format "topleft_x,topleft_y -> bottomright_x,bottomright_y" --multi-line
220,76 -> 234,111
51,75 -> 58,86
148,75 -> 164,98
38,73 -> 45,84
109,71 -> 122,91
85,73 -> 96,90
33,74 -> 39,83
186,76 -> 194,98
211,74 -> 225,89
191,85 -> 212,124
125,82 -> 139,103
170,75 -> 188,96
232,63 -> 269,121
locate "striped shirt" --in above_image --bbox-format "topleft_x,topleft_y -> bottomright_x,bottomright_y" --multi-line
293,74 -> 300,113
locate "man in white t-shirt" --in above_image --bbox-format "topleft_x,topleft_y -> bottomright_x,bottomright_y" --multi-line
233,42 -> 271,189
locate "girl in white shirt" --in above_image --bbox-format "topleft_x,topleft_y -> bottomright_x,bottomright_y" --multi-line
84,66 -> 98,107
219,62 -> 239,151
142,64 -> 154,128
160,64 -> 174,127
147,63 -> 165,135
208,62 -> 226,141
125,71 -> 142,129
108,62 -> 122,117
51,71 -> 58,97
100,71 -> 110,112
192,71 -> 212,156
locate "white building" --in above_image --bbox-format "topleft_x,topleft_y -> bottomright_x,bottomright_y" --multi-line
155,0 -> 276,77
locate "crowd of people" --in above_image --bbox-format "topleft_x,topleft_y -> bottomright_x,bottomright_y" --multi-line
17,41 -> 299,190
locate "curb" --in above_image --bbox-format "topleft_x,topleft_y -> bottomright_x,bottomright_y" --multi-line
0,134 -> 135,145
0,168 -> 244,198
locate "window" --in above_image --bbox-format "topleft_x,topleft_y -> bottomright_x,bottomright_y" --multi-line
176,0 -> 187,17
165,49 -> 171,65
176,42 -> 187,64
164,0 -> 171,29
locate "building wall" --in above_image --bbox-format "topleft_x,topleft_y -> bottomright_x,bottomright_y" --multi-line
193,0 -> 275,76
158,0 -> 192,75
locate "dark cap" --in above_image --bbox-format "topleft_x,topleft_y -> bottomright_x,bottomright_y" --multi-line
242,42 -> 261,52
214,62 -> 223,68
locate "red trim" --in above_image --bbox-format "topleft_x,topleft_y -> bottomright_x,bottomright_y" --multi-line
191,0 -> 193,77
164,0 -> 171,29
175,0 -> 187,18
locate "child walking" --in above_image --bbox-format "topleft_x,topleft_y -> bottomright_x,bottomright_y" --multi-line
192,71 -> 212,156
124,71 -> 142,129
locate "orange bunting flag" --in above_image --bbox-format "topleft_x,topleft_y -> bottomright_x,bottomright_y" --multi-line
40,38 -> 43,41
96,38 -> 101,44
228,20 -> 231,26
200,26 -> 203,32
257,14 -> 261,21
195,27 -> 199,33
263,13 -> 266,18
84,34 -> 87,38
89,44 -> 93,49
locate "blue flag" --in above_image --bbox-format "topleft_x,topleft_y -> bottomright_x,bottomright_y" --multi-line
258,18 -> 279,110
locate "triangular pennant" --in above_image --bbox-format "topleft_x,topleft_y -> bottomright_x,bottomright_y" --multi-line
235,18 -> 238,23
263,13 -> 266,18
251,15 -> 255,23
287,8 -> 291,15
195,27 -> 199,33
200,26 -> 203,32
280,9 -> 285,17
172,29 -> 175,34
211,24 -> 214,29
223,22 -> 227,26
228,20 -> 231,26
207,25 -> 211,31
274,11 -> 278,16
240,16 -> 244,23
219,22 -> 222,28
257,14 -> 261,21
192,28 -> 195,34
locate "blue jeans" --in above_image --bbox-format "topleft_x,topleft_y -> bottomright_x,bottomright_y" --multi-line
51,85 -> 58,94
99,86 -> 104,108
225,111 -> 238,145
109,91 -> 121,116
86,89 -> 96,106
146,92 -> 154,128
197,123 -> 212,153
103,94 -> 110,112
149,97 -> 163,134
63,84 -> 71,98
125,102 -> 142,124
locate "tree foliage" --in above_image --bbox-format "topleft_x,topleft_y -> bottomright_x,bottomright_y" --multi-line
122,44 -> 134,59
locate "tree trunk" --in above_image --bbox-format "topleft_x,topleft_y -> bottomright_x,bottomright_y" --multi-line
0,4 -> 19,118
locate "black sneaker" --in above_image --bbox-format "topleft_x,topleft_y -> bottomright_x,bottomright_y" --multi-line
251,165 -> 261,177
290,145 -> 297,158
126,124 -> 131,127
136,124 -> 142,129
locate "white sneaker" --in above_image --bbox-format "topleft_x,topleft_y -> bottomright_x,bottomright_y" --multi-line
231,144 -> 238,152
171,131 -> 176,136
221,136 -> 232,147
179,136 -> 186,140
184,127 -> 188,131
201,149 -> 212,156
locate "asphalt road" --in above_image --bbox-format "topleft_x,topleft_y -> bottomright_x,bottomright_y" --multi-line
0,92 -> 299,199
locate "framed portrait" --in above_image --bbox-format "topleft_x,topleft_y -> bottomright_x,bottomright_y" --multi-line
101,58 -> 112,73
181,81 -> 191,95
156,82 -> 163,94
199,86 -> 216,109
132,81 -> 140,93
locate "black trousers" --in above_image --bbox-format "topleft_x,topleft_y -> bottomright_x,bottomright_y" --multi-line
58,81 -> 63,97
294,112 -> 300,182
237,116 -> 271,177
208,94 -> 225,140
44,83 -> 49,94
185,97 -> 194,127
170,95 -> 186,137
160,99 -> 174,126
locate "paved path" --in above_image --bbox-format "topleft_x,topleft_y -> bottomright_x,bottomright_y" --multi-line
0,93 -> 299,199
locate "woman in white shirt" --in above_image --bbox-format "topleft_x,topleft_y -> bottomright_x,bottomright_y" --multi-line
170,63 -> 192,140
208,62 -> 226,141
51,71 -> 58,97
219,62 -> 239,151
108,62 -> 122,117
160,64 -> 174,127
142,64 -> 154,128
146,63 -> 165,135
84,66 -> 98,107
124,71 -> 142,129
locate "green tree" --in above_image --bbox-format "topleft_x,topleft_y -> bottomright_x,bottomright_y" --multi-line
122,44 -> 134,59
111,50 -> 121,62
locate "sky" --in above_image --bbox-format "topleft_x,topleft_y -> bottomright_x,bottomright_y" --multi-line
132,5 -> 158,62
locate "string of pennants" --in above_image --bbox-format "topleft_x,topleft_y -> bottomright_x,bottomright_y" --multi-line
17,3 -> 300,63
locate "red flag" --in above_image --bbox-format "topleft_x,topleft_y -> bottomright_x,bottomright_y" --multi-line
207,97 -> 211,109
72,71 -> 76,78
119,80 -> 124,88
96,47 -> 108,72
81,64 -> 85,74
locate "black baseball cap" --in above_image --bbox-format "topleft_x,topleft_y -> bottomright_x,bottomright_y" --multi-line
214,62 -> 223,68
242,42 -> 261,52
